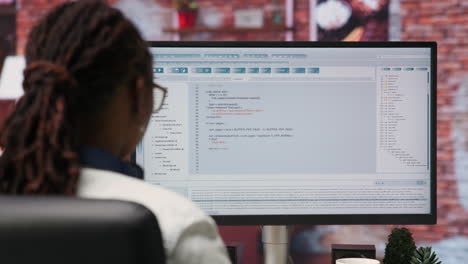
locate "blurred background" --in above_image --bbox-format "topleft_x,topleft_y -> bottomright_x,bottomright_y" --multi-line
0,0 -> 467,263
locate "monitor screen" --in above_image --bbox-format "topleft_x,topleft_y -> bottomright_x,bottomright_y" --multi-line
136,42 -> 436,225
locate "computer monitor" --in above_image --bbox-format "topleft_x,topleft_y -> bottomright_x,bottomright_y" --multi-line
135,42 -> 436,225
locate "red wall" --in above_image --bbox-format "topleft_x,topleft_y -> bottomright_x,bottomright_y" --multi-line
16,0 -> 117,54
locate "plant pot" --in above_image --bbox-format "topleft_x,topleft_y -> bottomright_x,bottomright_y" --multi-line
178,10 -> 197,28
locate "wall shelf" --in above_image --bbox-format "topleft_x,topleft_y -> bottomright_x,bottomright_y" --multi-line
163,26 -> 294,34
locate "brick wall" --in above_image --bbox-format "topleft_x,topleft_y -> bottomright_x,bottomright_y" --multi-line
16,0 -> 118,54
399,0 -> 468,241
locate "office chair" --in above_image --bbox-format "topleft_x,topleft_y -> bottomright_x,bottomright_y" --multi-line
0,196 -> 166,264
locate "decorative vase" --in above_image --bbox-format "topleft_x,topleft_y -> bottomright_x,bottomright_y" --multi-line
178,10 -> 197,28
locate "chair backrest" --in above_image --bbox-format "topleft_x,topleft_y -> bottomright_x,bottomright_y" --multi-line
0,196 -> 166,264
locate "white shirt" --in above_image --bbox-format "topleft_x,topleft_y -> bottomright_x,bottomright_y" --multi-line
77,168 -> 231,264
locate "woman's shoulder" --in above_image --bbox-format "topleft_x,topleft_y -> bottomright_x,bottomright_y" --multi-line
77,168 -> 213,252
77,168 -> 208,222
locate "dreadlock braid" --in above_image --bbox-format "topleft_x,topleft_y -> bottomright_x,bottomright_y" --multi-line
0,61 -> 80,194
0,1 -> 152,194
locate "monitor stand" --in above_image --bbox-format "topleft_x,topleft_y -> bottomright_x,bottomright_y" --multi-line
262,225 -> 291,264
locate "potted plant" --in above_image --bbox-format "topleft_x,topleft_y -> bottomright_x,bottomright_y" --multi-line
174,0 -> 198,28
383,227 -> 417,264
410,247 -> 442,264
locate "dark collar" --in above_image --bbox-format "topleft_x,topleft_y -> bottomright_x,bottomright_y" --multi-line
79,145 -> 143,179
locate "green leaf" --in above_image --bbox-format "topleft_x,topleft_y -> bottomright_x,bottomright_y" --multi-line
410,246 -> 442,264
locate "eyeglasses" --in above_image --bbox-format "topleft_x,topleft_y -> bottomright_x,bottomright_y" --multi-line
153,83 -> 167,112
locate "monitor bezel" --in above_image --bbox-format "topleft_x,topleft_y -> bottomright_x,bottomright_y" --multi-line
143,41 -> 437,225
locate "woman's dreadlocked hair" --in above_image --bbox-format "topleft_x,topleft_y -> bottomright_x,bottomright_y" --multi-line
0,1 -> 153,195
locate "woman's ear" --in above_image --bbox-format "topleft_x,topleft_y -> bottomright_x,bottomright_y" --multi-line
118,77 -> 153,158
129,77 -> 153,122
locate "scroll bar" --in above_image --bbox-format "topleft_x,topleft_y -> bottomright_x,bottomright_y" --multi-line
427,71 -> 430,170
427,94 -> 429,170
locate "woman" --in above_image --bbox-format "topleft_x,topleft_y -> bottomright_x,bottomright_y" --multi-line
0,2 -> 230,264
